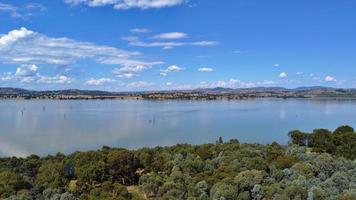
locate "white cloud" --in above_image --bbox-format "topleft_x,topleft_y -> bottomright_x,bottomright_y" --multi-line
112,65 -> 150,78
85,78 -> 116,85
232,50 -> 241,54
65,0 -> 186,10
325,75 -> 337,82
198,67 -> 213,72
274,64 -> 280,67
15,64 -> 39,77
191,41 -> 219,46
0,3 -> 17,12
279,72 -> 288,78
152,32 -> 188,40
130,28 -> 150,33
121,36 -> 218,49
0,3 -> 46,19
1,64 -> 72,84
126,81 -> 154,88
194,79 -> 276,89
0,72 -> 73,84
0,27 -> 160,67
160,65 -> 184,76
37,75 -> 73,84
0,72 -> 14,81
3,64 -> 40,83
0,27 -> 34,45
159,72 -> 168,77
165,65 -> 183,72
166,82 -> 172,86
162,46 -> 174,50
312,76 -> 321,81
296,72 -> 304,75
25,3 -> 47,12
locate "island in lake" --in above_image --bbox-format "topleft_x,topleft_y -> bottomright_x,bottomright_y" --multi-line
1,86 -> 356,100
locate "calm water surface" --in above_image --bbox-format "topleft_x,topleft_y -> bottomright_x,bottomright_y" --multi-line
1,99 -> 356,157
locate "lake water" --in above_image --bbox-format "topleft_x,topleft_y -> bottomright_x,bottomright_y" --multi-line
1,99 -> 356,157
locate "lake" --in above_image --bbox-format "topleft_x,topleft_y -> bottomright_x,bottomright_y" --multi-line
1,98 -> 356,157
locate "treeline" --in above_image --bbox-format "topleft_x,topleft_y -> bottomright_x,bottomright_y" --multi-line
289,125 -> 356,159
0,126 -> 356,200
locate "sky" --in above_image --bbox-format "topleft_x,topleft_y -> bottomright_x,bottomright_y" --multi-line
0,0 -> 356,91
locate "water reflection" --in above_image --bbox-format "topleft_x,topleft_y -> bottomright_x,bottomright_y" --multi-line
0,99 -> 356,157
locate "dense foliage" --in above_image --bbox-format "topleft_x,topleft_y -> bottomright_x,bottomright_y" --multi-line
289,125 -> 356,159
1,126 -> 356,200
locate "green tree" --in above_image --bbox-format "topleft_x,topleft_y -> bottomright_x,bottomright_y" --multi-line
333,125 -> 354,135
234,170 -> 267,193
139,173 -> 163,197
76,160 -> 106,185
310,129 -> 334,153
193,181 -> 209,200
281,184 -> 308,200
266,142 -> 284,161
35,161 -> 66,189
106,150 -> 141,185
288,130 -> 309,146
210,182 -> 238,200
0,171 -> 28,198
87,181 -> 131,200
332,132 -> 356,159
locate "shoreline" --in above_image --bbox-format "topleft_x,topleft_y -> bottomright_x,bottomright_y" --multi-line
0,125 -> 355,199
2,96 -> 356,101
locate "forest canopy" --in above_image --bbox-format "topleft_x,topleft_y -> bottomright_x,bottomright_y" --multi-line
0,125 -> 356,200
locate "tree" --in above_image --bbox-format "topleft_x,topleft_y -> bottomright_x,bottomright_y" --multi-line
332,132 -> 356,159
210,182 -> 238,200
310,129 -> 334,153
19,155 -> 41,179
106,150 -> 141,185
245,157 -> 269,171
336,189 -> 356,200
281,184 -> 308,200
266,142 -> 284,161
194,181 -> 209,200
35,161 -> 66,189
262,183 -> 282,199
158,171 -> 192,199
321,172 -> 350,197
307,186 -> 326,200
87,181 -> 131,200
60,192 -> 78,200
288,130 -> 309,146
76,160 -> 105,185
139,173 -> 163,197
234,170 -> 267,193
291,162 -> 315,179
195,144 -> 215,160
274,156 -> 298,170
251,184 -> 263,200
0,171 -> 28,198
333,125 -> 354,135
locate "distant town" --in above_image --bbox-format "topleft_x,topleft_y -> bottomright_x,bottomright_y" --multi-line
1,87 -> 356,100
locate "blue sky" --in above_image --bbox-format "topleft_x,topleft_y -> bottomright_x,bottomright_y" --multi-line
0,0 -> 356,91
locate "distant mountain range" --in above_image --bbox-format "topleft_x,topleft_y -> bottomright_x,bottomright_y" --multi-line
158,86 -> 356,97
1,86 -> 356,100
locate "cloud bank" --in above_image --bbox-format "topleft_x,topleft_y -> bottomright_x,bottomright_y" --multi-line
65,0 -> 186,10
122,36 -> 218,49
0,27 -> 160,67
